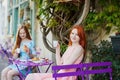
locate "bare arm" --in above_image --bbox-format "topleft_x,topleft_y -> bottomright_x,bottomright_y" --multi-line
55,43 -> 62,65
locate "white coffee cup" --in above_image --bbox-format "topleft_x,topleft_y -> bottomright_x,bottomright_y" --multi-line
16,48 -> 20,53
53,40 -> 58,47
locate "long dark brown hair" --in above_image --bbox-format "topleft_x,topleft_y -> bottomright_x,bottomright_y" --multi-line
12,25 -> 31,55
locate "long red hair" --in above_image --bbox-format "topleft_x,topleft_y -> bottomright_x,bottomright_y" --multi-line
68,25 -> 86,50
12,25 -> 32,55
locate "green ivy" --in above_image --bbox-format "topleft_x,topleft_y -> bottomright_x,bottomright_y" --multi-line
60,43 -> 67,56
84,0 -> 120,33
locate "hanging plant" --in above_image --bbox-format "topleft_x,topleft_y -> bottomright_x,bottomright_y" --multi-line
20,9 -> 24,18
7,15 -> 10,22
25,22 -> 31,29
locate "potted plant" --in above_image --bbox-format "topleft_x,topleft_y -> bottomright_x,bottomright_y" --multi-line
20,9 -> 24,18
115,27 -> 120,36
110,26 -> 120,54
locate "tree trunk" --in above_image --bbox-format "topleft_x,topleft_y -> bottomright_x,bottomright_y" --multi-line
74,0 -> 90,26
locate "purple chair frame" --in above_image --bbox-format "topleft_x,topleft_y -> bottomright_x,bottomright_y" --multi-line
52,62 -> 112,80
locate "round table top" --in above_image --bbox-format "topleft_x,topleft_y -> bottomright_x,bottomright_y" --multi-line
9,58 -> 54,66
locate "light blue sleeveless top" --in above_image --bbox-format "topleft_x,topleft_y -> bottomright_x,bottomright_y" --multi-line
8,40 -> 36,71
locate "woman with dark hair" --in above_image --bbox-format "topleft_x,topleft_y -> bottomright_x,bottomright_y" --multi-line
1,25 -> 36,80
25,25 -> 86,80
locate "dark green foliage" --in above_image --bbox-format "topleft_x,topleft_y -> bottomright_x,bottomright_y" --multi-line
60,43 -> 67,56
90,40 -> 120,80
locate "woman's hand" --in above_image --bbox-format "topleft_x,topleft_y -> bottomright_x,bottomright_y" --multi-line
15,48 -> 20,54
23,45 -> 30,55
13,49 -> 20,59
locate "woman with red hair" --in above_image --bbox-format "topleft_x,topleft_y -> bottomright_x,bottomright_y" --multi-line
1,25 -> 36,80
25,25 -> 86,80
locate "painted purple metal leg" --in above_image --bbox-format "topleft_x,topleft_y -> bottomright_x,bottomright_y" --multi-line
45,63 -> 52,73
36,66 -> 41,73
15,64 -> 25,80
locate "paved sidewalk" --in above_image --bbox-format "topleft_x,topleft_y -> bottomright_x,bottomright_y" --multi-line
0,57 -> 8,78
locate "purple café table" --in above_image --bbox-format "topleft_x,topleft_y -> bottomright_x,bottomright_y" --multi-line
9,58 -> 54,80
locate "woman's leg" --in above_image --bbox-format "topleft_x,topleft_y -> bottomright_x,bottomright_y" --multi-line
25,74 -> 34,80
1,67 -> 11,80
7,69 -> 19,80
25,73 -> 53,80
